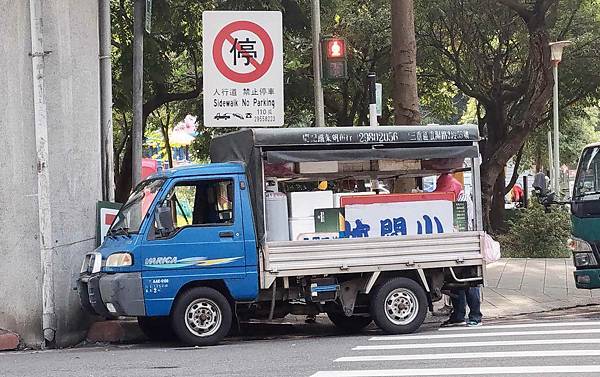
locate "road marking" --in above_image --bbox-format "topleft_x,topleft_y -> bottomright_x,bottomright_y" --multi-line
439,320 -> 600,331
310,365 -> 600,376
353,337 -> 600,350
335,349 -> 600,362
370,328 -> 600,341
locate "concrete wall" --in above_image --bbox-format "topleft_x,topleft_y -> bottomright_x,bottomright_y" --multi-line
0,0 -> 43,347
0,0 -> 102,347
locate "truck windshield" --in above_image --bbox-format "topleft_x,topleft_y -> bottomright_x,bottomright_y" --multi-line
109,179 -> 165,234
574,146 -> 600,201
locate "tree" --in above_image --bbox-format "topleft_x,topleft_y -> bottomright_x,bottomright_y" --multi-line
111,0 -> 205,201
416,0 -> 600,231
391,0 -> 421,124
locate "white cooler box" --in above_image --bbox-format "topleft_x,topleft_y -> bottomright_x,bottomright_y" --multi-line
287,191 -> 333,218
289,217 -> 316,241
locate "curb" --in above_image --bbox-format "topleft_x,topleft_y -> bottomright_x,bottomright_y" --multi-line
0,329 -> 20,351
86,319 -> 146,344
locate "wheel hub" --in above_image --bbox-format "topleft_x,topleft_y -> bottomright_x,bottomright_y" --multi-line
185,298 -> 222,337
384,288 -> 419,326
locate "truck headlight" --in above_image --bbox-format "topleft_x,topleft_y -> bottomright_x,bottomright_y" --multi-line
574,252 -> 597,267
105,252 -> 133,267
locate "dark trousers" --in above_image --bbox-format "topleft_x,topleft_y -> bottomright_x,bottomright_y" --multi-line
449,287 -> 482,323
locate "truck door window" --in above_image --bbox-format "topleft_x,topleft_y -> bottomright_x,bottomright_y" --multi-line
166,179 -> 234,230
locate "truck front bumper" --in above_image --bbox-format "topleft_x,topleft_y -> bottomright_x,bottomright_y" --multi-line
77,272 -> 146,317
574,268 -> 600,289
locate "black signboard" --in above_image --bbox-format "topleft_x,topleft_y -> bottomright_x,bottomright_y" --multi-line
453,201 -> 469,232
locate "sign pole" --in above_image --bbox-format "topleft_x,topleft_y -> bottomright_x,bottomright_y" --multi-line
311,0 -> 325,127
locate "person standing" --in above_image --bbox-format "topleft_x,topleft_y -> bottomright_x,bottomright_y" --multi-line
441,286 -> 482,327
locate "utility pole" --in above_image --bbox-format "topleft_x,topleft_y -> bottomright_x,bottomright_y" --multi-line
132,0 -> 144,186
547,130 -> 554,191
311,0 -> 325,127
99,0 -> 114,201
552,63 -> 560,195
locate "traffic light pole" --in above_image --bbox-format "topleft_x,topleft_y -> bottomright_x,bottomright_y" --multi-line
311,0 -> 325,127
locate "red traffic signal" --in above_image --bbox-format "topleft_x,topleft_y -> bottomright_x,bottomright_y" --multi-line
325,38 -> 346,59
321,37 -> 348,80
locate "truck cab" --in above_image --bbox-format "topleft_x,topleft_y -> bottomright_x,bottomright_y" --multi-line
78,163 -> 259,343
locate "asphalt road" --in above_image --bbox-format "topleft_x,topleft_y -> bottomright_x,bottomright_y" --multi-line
3,306 -> 600,377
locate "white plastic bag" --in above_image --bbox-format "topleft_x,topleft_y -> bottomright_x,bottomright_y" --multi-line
482,233 -> 501,264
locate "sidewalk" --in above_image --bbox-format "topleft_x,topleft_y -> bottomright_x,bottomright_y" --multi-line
482,258 -> 600,318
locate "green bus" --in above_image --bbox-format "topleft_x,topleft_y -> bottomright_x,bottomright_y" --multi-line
569,143 -> 600,289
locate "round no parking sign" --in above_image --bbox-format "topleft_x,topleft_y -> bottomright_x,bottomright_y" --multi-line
203,11 -> 284,127
212,21 -> 274,84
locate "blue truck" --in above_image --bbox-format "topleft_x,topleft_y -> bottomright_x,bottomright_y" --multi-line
77,125 -> 486,346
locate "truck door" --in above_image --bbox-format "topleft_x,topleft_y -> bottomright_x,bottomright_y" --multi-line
142,176 -> 246,274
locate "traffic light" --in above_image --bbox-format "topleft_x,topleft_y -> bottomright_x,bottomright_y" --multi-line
321,37 -> 348,80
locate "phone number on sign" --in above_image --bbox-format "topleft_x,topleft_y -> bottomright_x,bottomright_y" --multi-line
254,115 -> 276,123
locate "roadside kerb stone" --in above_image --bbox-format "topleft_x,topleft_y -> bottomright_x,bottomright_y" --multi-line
86,319 -> 145,344
0,329 -> 20,351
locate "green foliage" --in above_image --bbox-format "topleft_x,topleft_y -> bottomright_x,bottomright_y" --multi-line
523,104 -> 600,170
110,0 -> 600,210
497,202 -> 571,258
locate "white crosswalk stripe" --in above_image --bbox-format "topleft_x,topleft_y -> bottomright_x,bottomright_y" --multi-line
335,349 -> 600,362
310,366 -> 600,376
438,320 -> 600,331
353,337 -> 600,350
312,319 -> 600,376
369,327 -> 600,341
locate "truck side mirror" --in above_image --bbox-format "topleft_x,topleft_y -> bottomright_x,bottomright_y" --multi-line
155,204 -> 175,237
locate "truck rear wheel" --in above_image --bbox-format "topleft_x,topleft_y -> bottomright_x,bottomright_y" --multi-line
327,312 -> 372,333
171,287 -> 232,346
370,277 -> 427,334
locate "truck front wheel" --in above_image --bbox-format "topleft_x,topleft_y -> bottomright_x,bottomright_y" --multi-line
370,277 -> 427,334
171,287 -> 232,346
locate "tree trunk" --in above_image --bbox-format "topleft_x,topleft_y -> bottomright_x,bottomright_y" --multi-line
115,136 -> 133,204
160,122 -> 174,169
391,0 -> 420,125
491,171 -> 506,232
391,0 -> 420,192
535,145 -> 543,173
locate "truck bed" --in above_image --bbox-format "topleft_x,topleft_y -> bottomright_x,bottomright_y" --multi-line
260,232 -> 484,289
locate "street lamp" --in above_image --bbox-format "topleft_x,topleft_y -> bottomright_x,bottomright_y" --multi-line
549,40 -> 571,195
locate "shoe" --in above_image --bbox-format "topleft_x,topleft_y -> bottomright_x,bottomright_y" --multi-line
441,319 -> 466,327
467,320 -> 482,327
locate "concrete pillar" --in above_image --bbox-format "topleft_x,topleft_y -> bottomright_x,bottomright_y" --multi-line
0,0 -> 102,347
